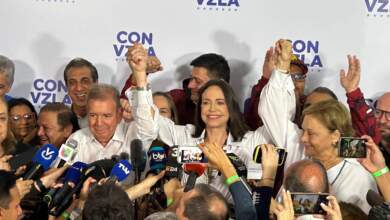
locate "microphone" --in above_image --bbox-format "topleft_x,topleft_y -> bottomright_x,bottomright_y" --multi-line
57,139 -> 78,167
148,145 -> 167,174
183,163 -> 207,192
131,139 -> 147,183
367,189 -> 385,207
43,161 -> 87,208
23,144 -> 59,180
165,146 -> 182,179
49,162 -> 109,217
227,153 -> 247,177
8,145 -> 39,171
107,160 -> 132,183
111,152 -> 130,163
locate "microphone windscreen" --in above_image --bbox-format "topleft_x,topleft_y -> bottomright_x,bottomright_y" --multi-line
63,162 -> 87,183
9,146 -> 39,171
33,144 -> 59,170
149,146 -> 167,172
88,159 -> 116,176
119,152 -> 130,161
110,160 -> 132,182
183,163 -> 207,177
366,189 -> 384,207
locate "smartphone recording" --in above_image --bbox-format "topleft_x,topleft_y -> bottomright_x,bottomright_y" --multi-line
338,137 -> 367,158
291,193 -> 329,215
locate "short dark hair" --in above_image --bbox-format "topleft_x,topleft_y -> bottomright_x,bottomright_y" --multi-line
0,170 -> 17,209
39,102 -> 79,132
82,183 -> 133,220
193,80 -> 249,141
63,58 -> 98,86
153,92 -> 179,124
183,184 -> 228,220
284,159 -> 329,193
190,53 -> 230,83
8,98 -> 38,119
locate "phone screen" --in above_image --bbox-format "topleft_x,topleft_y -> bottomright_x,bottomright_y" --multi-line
291,193 -> 328,215
253,145 -> 287,166
338,137 -> 367,158
177,146 -> 206,164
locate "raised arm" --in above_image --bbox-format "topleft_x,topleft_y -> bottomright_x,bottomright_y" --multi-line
259,39 -> 296,149
125,43 -> 158,141
340,55 -> 381,144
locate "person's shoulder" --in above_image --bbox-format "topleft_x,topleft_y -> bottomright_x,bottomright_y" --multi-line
68,127 -> 92,140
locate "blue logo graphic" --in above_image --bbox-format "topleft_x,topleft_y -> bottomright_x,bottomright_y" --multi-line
292,40 -> 323,72
30,78 -> 71,107
365,0 -> 390,17
113,31 -> 156,61
196,0 -> 240,12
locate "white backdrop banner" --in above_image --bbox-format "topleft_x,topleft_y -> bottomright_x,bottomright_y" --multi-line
0,0 -> 389,109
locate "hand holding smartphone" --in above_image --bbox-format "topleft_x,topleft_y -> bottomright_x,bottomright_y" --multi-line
290,193 -> 329,215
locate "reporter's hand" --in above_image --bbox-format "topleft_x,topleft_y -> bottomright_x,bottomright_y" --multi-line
163,178 -> 182,199
120,98 -> 133,122
141,171 -> 165,190
40,166 -> 68,188
127,43 -> 148,86
320,195 -> 342,220
358,135 -> 386,173
274,189 -> 294,220
16,178 -> 33,198
340,55 -> 361,93
15,165 -> 26,176
262,47 -> 275,79
275,39 -> 292,73
80,177 -> 96,202
146,56 -> 163,73
199,142 -> 237,179
0,155 -> 12,171
261,144 -> 279,179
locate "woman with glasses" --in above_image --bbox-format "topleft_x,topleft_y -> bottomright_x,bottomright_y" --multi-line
8,98 -> 39,151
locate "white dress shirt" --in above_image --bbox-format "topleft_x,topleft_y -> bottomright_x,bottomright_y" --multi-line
328,159 -> 377,214
69,89 -> 158,164
153,70 -> 301,203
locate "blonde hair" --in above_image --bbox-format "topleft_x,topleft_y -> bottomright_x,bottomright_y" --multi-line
302,100 -> 354,136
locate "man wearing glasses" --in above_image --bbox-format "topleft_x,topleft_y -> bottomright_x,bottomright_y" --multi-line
374,92 -> 390,166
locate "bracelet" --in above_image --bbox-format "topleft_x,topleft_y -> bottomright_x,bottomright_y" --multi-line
225,175 -> 240,186
276,68 -> 289,74
372,166 -> 389,178
167,198 -> 173,206
136,83 -> 151,91
61,211 -> 70,220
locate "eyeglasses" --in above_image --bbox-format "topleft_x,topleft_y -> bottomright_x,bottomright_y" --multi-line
291,73 -> 306,81
10,113 -> 35,122
374,108 -> 390,121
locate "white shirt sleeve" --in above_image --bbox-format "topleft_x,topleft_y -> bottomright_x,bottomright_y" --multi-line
156,116 -> 196,147
259,70 -> 296,149
126,89 -> 159,141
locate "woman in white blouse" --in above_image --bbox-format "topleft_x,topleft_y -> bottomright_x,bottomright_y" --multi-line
129,39 -> 296,203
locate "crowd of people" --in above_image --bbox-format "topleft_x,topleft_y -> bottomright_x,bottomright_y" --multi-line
0,39 -> 389,220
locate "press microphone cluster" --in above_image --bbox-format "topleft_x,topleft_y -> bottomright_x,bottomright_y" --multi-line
131,139 -> 147,184
48,158 -> 133,217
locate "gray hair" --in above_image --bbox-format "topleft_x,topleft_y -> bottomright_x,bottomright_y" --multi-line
145,212 -> 178,220
87,84 -> 120,110
0,55 -> 15,86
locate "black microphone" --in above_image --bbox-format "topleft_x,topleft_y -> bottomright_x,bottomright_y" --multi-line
227,153 -> 247,177
165,146 -> 182,180
367,189 -> 385,207
131,139 -> 147,184
49,161 -> 111,217
44,161 -> 87,209
183,163 -> 207,192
